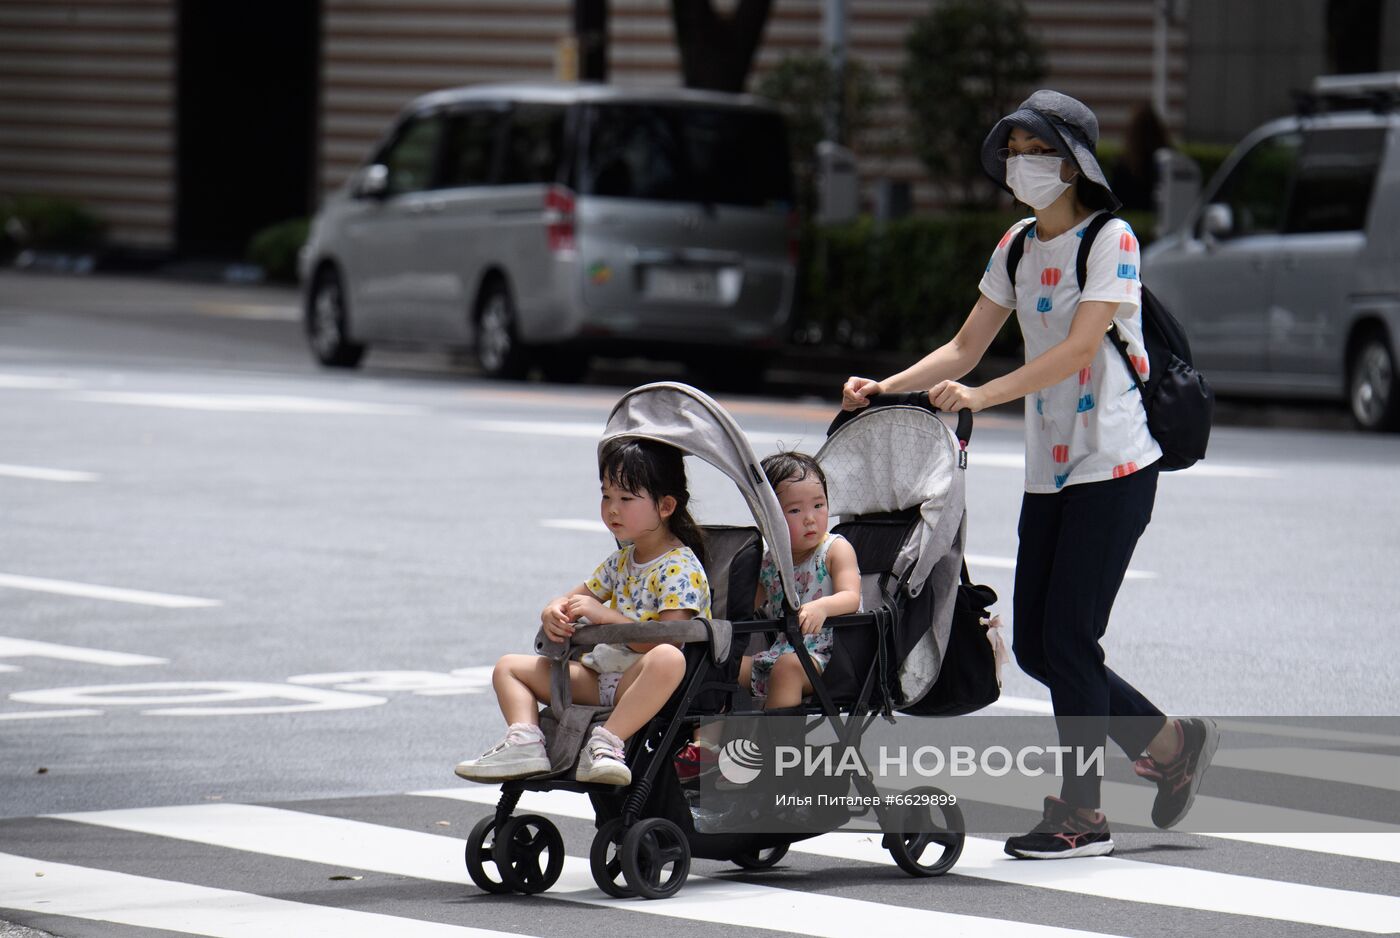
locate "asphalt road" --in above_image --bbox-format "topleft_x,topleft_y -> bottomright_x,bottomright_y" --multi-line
0,270 -> 1397,938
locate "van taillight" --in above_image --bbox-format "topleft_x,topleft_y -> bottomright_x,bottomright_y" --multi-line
545,186 -> 576,254
787,209 -> 800,266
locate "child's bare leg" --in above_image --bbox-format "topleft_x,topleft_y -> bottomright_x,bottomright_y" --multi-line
493,654 -> 601,724
763,653 -> 815,710
604,644 -> 686,739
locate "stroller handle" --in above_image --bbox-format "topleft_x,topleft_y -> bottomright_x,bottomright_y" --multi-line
827,391 -> 974,446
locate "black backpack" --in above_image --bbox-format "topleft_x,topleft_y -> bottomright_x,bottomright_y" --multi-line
1007,213 -> 1213,471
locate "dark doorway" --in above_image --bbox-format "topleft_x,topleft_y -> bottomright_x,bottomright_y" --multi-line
176,0 -> 319,258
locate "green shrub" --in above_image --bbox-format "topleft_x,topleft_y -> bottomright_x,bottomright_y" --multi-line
797,210 -> 1160,357
0,194 -> 106,256
247,217 -> 309,282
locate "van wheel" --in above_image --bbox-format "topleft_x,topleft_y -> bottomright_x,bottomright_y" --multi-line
1349,330 -> 1398,431
306,267 -> 366,368
475,282 -> 529,380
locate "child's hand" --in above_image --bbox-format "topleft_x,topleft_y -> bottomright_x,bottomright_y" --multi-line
797,603 -> 829,635
565,594 -> 608,625
541,617 -> 576,643
541,597 -> 572,630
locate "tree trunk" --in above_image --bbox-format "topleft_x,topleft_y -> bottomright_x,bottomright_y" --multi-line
669,0 -> 774,93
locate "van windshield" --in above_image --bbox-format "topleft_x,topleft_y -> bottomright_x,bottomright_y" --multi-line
581,103 -> 792,208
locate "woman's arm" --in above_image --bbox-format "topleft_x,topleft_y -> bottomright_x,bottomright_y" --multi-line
931,300 -> 1118,413
844,295 -> 1012,407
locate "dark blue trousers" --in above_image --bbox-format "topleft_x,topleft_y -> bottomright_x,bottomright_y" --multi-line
1012,464 -> 1167,809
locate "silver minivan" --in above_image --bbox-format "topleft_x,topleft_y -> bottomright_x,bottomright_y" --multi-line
1144,73 -> 1400,431
299,83 -> 797,382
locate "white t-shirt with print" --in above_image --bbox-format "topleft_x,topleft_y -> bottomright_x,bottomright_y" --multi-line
977,212 -> 1162,493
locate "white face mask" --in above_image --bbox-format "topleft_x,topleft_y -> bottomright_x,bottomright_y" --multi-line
1005,155 -> 1073,209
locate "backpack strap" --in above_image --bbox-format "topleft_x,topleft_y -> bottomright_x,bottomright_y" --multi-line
1074,211 -> 1116,291
1003,221 -> 1034,288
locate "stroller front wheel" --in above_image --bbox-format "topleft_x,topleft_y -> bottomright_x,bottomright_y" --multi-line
733,844 -> 789,870
464,816 -> 515,894
884,787 -> 965,877
589,818 -> 637,898
621,817 -> 691,899
495,814 -> 565,894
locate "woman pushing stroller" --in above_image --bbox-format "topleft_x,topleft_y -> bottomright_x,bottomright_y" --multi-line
454,437 -> 710,787
843,90 -> 1218,859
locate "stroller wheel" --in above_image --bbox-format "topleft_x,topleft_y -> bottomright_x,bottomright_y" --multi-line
495,814 -> 565,894
733,844 -> 788,870
589,818 -> 637,898
464,816 -> 514,894
885,787 -> 965,877
620,817 -> 691,900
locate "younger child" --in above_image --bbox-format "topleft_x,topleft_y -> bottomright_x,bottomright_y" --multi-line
454,438 -> 710,786
740,451 -> 862,709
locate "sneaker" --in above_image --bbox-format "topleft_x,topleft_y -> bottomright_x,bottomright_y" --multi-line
674,741 -> 719,782
453,723 -> 551,782
575,726 -> 631,785
1004,796 -> 1115,859
1133,717 -> 1220,829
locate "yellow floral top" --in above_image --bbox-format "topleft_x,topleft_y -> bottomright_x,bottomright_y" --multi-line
585,545 -> 711,623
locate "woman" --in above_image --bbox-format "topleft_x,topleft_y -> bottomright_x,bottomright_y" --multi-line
842,90 -> 1217,860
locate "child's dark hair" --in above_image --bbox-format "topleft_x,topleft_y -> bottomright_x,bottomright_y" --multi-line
599,437 -> 707,567
761,451 -> 827,495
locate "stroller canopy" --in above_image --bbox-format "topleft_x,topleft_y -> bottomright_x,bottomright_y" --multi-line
601,383 -> 797,605
816,403 -> 968,707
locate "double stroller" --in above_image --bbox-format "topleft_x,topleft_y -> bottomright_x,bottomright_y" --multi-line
462,382 -> 998,899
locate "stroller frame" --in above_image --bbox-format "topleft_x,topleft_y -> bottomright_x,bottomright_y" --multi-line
461,385 -> 974,900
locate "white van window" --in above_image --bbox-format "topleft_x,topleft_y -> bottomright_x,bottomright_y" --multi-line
583,104 -> 792,208
1285,127 -> 1385,233
502,105 -> 566,185
440,109 -> 503,188
382,115 -> 443,196
1208,130 -> 1301,237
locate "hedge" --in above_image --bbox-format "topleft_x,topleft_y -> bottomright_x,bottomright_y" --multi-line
247,217 -> 310,283
795,209 -> 1157,356
0,194 -> 106,257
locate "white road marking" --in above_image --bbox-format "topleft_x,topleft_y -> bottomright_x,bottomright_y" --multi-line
0,851 -> 526,938
540,518 -> 609,533
1215,718 -> 1400,749
963,553 -> 1156,580
0,708 -> 102,721
969,451 -> 1280,479
0,636 -> 167,667
1211,747 -> 1400,793
11,682 -> 386,716
52,802 -> 1122,938
423,787 -> 1400,932
460,417 -> 791,446
0,573 -> 220,608
0,374 -> 81,390
71,391 -> 424,416
0,463 -> 98,482
986,695 -> 1056,715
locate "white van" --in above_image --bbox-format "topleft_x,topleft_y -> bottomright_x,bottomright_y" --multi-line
300,84 -> 797,382
1144,73 -> 1400,430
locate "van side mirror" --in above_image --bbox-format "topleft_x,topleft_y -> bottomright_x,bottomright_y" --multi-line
354,164 -> 389,199
1200,203 -> 1233,242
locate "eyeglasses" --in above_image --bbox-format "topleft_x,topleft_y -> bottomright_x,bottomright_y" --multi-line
997,146 -> 1059,160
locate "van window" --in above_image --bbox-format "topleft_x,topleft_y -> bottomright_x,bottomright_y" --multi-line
1285,127 -> 1385,233
382,114 -> 443,196
1208,130 -> 1301,237
582,104 -> 793,208
439,109 -> 503,188
502,105 -> 566,185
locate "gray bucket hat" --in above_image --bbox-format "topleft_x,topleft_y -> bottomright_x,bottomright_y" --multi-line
980,89 -> 1121,212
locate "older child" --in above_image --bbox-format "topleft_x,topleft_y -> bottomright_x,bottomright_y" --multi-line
455,438 -> 709,786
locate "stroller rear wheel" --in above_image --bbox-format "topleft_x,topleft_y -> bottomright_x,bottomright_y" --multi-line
464,816 -> 514,894
621,817 -> 691,900
733,844 -> 788,870
589,818 -> 637,898
884,787 -> 965,877
495,814 -> 565,894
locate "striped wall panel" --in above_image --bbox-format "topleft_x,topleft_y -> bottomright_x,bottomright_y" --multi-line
0,0 -> 175,248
